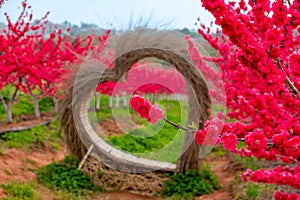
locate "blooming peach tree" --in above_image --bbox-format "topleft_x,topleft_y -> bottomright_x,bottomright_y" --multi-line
0,0 -> 111,122
130,0 -> 300,199
193,0 -> 300,199
0,0 -> 70,121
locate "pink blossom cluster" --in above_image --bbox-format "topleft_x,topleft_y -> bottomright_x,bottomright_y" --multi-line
194,0 -> 300,198
96,63 -> 187,97
129,94 -> 164,124
274,191 -> 300,200
242,165 -> 300,189
185,35 -> 225,103
0,0 -> 7,7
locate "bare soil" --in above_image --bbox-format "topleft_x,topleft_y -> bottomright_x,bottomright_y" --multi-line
0,146 -> 68,199
91,192 -> 157,200
0,188 -> 5,199
197,156 -> 235,200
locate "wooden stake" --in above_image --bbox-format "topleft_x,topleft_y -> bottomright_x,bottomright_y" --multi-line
78,144 -> 94,170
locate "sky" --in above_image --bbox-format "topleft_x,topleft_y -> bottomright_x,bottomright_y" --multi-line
0,0 -> 216,30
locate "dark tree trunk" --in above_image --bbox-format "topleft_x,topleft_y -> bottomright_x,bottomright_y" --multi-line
176,85 -> 209,173
176,140 -> 201,172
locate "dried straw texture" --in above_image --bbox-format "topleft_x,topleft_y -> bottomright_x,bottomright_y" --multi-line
60,29 -> 211,193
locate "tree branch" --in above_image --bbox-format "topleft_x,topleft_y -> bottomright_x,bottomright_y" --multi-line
10,87 -> 19,105
266,44 -> 273,64
164,117 -> 275,147
276,59 -> 300,95
163,118 -> 195,132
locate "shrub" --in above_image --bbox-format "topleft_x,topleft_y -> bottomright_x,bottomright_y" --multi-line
163,167 -> 220,198
36,156 -> 100,193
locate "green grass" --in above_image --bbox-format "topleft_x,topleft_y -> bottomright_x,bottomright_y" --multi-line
0,182 -> 38,200
106,100 -> 188,162
0,181 -> 95,200
88,95 -> 145,123
0,119 -> 62,151
245,182 -> 259,199
230,172 -> 276,200
163,166 -> 220,198
88,96 -> 190,162
210,145 -> 226,158
229,146 -> 277,200
0,85 -> 55,123
36,156 -> 102,194
233,156 -> 261,171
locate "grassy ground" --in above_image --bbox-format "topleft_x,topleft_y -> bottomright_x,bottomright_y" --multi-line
108,99 -> 188,162
0,119 -> 62,154
89,95 -> 189,162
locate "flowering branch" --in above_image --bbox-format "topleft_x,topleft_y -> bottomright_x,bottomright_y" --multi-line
276,59 -> 300,95
130,95 -> 276,149
163,117 -> 193,132
196,0 -> 300,198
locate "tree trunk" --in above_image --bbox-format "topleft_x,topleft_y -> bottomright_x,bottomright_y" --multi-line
109,95 -> 113,108
176,139 -> 201,173
0,99 -> 13,124
33,94 -> 41,118
176,86 -> 204,173
6,103 -> 13,124
115,95 -> 120,108
0,90 -> 17,124
96,93 -> 101,111
53,97 -> 59,113
122,95 -> 127,107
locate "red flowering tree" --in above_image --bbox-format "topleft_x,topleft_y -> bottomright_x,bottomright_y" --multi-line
0,0 -> 112,122
192,0 -> 300,199
94,61 -> 188,109
0,0 -> 71,122
120,63 -> 187,96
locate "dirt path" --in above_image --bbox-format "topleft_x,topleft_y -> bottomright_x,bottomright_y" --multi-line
197,155 -> 235,200
91,192 -> 157,200
0,147 -> 67,184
